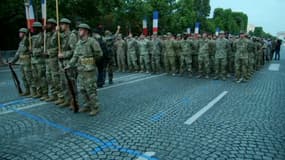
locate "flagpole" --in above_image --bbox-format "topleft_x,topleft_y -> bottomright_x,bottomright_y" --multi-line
24,1 -> 32,50
55,0 -> 61,55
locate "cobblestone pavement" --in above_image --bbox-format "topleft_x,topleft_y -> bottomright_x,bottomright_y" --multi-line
0,49 -> 285,160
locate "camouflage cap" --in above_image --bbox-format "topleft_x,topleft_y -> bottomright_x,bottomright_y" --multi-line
32,22 -> 42,28
105,30 -> 112,36
19,28 -> 28,33
60,18 -> 71,24
47,18 -> 56,24
78,23 -> 91,30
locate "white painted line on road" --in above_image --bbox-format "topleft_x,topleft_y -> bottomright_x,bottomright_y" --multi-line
99,73 -> 166,91
184,91 -> 228,125
0,69 -> 19,73
114,74 -> 148,81
135,152 -> 156,160
268,63 -> 280,71
113,73 -> 141,80
0,102 -> 47,115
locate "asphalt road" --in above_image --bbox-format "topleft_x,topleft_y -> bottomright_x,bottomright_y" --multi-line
0,48 -> 284,160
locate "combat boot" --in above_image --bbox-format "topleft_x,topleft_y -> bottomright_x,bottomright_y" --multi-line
236,78 -> 243,84
205,75 -> 210,79
196,74 -> 202,79
59,101 -> 70,107
40,95 -> 49,101
33,93 -> 41,98
213,76 -> 219,80
45,96 -> 57,102
79,107 -> 91,113
89,108 -> 99,116
22,91 -> 30,96
221,77 -> 226,81
54,98 -> 65,105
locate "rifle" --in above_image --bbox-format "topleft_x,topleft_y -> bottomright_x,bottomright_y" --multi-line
64,68 -> 79,113
8,64 -> 23,94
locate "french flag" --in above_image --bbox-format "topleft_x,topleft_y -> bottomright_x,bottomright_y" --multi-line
41,0 -> 47,25
143,16 -> 148,36
194,22 -> 200,34
153,11 -> 159,34
215,27 -> 220,36
25,0 -> 35,32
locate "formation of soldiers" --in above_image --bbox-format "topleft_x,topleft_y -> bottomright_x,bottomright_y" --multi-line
9,17 -> 275,116
112,30 -> 271,83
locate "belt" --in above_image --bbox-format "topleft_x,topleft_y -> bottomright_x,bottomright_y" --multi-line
80,57 -> 95,65
20,55 -> 30,59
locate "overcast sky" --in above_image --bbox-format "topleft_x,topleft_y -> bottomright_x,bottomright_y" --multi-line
210,0 -> 285,36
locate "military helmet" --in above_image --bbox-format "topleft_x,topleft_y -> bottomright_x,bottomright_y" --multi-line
105,30 -> 112,36
167,32 -> 172,36
19,28 -> 28,33
32,22 -> 42,28
47,18 -> 56,24
60,18 -> 71,24
78,23 -> 91,30
219,30 -> 225,34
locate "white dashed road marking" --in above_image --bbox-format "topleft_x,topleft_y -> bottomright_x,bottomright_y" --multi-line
268,63 -> 280,71
184,91 -> 228,125
135,152 -> 156,160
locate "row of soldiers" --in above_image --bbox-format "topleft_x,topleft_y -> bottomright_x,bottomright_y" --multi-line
111,31 -> 268,83
10,18 -> 102,116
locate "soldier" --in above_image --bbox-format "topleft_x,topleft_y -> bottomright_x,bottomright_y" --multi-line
164,32 -> 177,76
179,34 -> 192,76
56,18 -> 78,107
44,18 -> 61,102
234,31 -> 249,83
214,31 -> 230,80
126,33 -> 139,72
30,22 -> 48,98
9,28 -> 32,96
103,30 -> 117,84
150,33 -> 162,74
247,36 -> 256,79
197,33 -> 210,79
208,34 -> 216,74
137,34 -> 151,73
227,35 -> 235,77
65,23 -> 103,116
114,34 -> 127,72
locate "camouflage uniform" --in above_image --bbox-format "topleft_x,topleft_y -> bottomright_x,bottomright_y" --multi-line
103,32 -> 115,83
179,39 -> 192,75
247,38 -> 256,77
138,38 -> 151,73
45,27 -> 60,101
150,37 -> 162,73
114,37 -> 127,72
197,38 -> 210,78
164,37 -> 177,75
214,36 -> 230,80
10,28 -> 32,95
56,26 -> 78,106
234,37 -> 249,83
31,23 -> 48,98
68,27 -> 103,115
126,37 -> 139,72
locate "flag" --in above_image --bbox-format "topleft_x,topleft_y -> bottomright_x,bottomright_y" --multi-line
41,0 -> 47,25
187,28 -> 191,34
25,0 -> 35,31
153,11 -> 159,34
194,22 -> 200,34
143,16 -> 148,36
215,27 -> 220,36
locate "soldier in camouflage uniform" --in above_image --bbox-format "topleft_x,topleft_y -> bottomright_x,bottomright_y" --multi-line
44,18 -> 61,102
65,23 -> 103,116
234,31 -> 249,83
164,32 -> 177,76
137,34 -> 151,73
56,18 -> 78,107
247,36 -> 256,79
126,33 -> 139,72
214,31 -> 230,80
150,33 -> 162,74
31,22 -> 48,98
9,28 -> 32,96
208,34 -> 216,74
178,34 -> 193,76
103,30 -> 116,84
197,33 -> 210,79
114,34 -> 127,72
